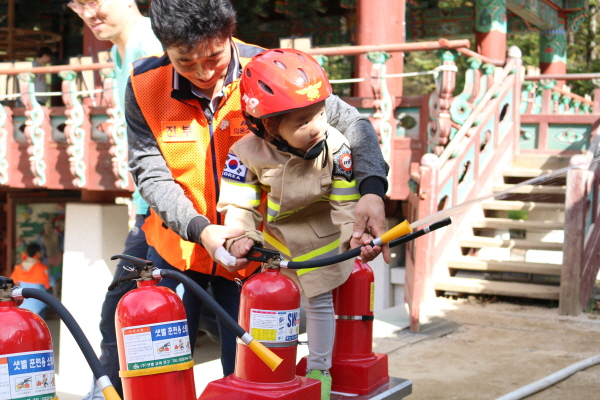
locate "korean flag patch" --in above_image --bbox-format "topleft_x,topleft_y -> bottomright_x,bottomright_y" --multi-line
222,153 -> 248,183
333,144 -> 353,182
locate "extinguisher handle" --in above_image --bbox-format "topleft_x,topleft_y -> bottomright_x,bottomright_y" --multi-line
110,254 -> 153,269
107,255 -> 154,291
0,276 -> 15,289
107,269 -> 142,291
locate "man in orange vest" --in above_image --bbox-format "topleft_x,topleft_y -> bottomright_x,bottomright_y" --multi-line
127,0 -> 391,377
10,243 -> 50,319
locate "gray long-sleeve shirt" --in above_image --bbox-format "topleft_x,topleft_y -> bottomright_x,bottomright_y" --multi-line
126,52 -> 388,245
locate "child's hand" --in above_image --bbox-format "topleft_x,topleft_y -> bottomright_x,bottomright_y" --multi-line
230,237 -> 255,258
350,231 -> 382,263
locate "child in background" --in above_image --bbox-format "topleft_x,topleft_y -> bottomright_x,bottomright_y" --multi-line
217,49 -> 381,400
10,242 -> 50,318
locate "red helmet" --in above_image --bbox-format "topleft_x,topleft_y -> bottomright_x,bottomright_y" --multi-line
240,48 -> 333,119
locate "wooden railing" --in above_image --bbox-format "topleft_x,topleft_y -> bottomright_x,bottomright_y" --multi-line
561,115 -> 600,315
520,72 -> 600,154
0,59 -> 131,192
404,49 -> 522,331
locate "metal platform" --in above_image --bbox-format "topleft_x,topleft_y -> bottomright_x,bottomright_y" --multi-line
331,377 -> 412,399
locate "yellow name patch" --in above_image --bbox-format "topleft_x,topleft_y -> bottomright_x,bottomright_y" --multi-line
161,121 -> 197,142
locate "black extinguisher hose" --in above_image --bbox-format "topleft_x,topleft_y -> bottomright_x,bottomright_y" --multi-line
159,270 -> 245,338
158,269 -> 283,371
284,217 -> 452,269
19,288 -> 122,400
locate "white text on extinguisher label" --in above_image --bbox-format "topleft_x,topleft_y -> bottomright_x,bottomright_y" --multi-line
122,320 -> 192,371
249,308 -> 300,342
0,350 -> 55,400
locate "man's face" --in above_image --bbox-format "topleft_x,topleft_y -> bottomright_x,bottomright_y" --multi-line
70,0 -> 133,42
166,37 -> 232,96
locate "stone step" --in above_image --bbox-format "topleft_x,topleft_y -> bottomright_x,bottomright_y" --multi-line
512,154 -> 572,170
448,256 -> 562,276
481,200 -> 564,211
493,184 -> 566,195
434,277 -> 560,300
503,168 -> 557,178
472,218 -> 564,231
460,236 -> 563,251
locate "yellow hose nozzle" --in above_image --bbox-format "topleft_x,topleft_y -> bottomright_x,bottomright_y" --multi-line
379,220 -> 412,244
248,339 -> 283,372
102,385 -> 122,400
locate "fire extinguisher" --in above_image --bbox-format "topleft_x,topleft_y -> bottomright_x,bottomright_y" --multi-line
199,251 -> 321,399
110,255 -> 284,400
0,276 -> 121,400
108,256 -> 197,400
330,259 -> 389,394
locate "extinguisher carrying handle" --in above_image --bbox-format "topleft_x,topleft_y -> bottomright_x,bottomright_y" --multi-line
17,288 -> 122,400
281,217 -> 452,270
158,269 -> 283,371
107,255 -> 154,291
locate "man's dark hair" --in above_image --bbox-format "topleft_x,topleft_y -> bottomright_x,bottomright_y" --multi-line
37,47 -> 53,59
150,0 -> 237,52
26,243 -> 42,258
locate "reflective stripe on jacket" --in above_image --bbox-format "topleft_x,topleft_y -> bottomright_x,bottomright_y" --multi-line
218,127 -> 359,297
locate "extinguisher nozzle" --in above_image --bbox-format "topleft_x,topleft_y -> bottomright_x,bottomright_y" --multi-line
101,385 -> 122,400
248,340 -> 283,371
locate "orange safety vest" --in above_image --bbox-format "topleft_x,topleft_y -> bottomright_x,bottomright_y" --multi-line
132,38 -> 262,280
11,260 -> 50,289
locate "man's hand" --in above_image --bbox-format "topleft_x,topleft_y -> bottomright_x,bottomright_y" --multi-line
200,225 -> 252,272
352,194 -> 390,263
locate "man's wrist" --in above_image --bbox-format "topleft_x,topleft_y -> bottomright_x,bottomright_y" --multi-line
187,216 -> 211,245
358,177 -> 387,200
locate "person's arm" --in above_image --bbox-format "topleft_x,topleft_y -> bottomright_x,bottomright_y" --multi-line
126,80 -> 209,243
325,96 -> 391,262
325,95 -> 389,198
217,148 -> 264,271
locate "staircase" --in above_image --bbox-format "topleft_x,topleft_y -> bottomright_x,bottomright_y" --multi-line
434,154 -> 572,301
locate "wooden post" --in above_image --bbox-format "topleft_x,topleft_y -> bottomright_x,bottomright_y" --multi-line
560,155 -> 587,315
354,0 -> 404,100
475,0 -> 506,64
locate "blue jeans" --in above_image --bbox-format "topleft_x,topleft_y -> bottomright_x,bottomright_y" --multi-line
148,247 -> 241,377
87,215 -> 181,399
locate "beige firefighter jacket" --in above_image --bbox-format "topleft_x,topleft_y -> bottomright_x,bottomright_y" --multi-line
217,126 -> 359,298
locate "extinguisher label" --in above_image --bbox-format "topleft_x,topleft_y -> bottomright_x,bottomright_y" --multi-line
0,350 -> 55,400
121,320 -> 192,371
249,308 -> 300,342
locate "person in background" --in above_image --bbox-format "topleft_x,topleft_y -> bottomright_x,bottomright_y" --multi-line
66,0 -> 167,398
10,243 -> 50,319
33,47 -> 53,105
127,0 -> 390,379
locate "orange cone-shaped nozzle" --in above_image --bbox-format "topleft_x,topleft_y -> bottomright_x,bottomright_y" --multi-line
248,339 -> 283,372
379,220 -> 412,244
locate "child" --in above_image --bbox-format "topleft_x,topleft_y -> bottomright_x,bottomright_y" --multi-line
10,242 -> 50,318
217,49 -> 381,400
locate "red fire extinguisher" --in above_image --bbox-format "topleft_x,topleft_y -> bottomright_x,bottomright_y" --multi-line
330,259 -> 389,394
0,277 -> 56,400
1,276 -> 121,400
110,255 -> 196,400
199,253 -> 321,399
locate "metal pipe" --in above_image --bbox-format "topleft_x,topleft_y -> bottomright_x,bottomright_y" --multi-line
496,354 -> 600,400
305,38 -> 471,57
524,73 -> 600,81
0,62 -> 114,76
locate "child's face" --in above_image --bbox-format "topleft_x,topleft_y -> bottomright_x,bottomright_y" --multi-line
278,101 -> 327,153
